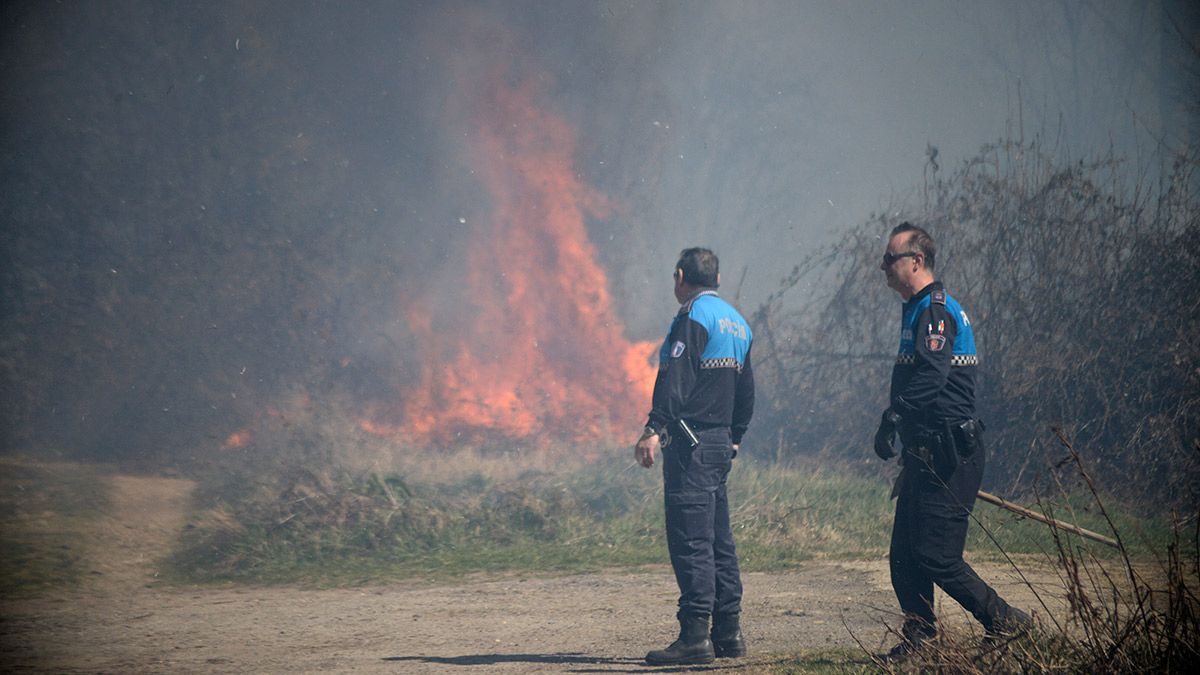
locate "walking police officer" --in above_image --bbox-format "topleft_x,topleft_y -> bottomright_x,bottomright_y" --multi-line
634,247 -> 755,666
875,223 -> 1031,657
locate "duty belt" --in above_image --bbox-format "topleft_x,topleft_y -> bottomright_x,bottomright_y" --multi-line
903,446 -> 933,464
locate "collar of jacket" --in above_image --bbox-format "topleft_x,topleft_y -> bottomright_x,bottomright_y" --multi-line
906,280 -> 943,306
678,288 -> 719,314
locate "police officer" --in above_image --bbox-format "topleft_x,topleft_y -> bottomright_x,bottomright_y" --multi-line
875,223 -> 1031,657
634,247 -> 755,666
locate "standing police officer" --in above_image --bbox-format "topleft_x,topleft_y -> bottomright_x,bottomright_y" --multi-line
875,223 -> 1030,657
634,247 -> 755,666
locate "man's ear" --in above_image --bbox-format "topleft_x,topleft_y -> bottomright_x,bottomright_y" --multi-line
716,272 -> 721,287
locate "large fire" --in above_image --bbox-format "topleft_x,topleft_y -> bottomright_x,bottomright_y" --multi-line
361,70 -> 657,450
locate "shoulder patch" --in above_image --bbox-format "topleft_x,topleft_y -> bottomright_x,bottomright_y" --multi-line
931,290 -> 946,305
671,341 -> 686,358
924,319 -> 946,352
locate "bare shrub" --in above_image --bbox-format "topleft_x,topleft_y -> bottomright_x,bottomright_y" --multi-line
754,140 -> 1200,508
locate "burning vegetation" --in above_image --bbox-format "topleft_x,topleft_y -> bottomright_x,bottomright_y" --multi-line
358,71 -> 656,451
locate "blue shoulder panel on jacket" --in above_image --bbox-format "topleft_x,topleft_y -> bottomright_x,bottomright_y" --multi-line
897,292 -> 976,357
689,295 -> 752,365
942,294 -> 976,356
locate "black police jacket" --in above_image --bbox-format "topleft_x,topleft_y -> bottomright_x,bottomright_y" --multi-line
889,281 -> 978,438
646,290 -> 755,445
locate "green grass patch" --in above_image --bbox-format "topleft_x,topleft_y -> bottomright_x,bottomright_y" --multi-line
0,459 -> 111,596
168,454 -> 1171,586
967,488 -> 1172,560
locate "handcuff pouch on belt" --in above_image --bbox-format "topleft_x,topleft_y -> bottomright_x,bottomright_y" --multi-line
949,418 -> 985,458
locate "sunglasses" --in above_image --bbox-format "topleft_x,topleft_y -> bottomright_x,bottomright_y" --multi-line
882,251 -> 919,266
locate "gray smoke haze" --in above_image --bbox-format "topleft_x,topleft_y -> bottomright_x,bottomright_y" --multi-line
1,0 -> 1195,465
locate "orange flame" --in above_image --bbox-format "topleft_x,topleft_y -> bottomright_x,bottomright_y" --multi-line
364,70 -> 656,449
222,429 -> 251,449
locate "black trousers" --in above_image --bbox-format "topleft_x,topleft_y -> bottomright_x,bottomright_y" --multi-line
890,446 -> 1011,631
662,426 -> 742,619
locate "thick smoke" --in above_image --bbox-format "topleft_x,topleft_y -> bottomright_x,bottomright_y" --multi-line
1,0 -> 1195,466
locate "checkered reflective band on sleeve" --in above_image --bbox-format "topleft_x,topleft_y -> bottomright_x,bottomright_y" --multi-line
700,357 -> 742,372
895,354 -> 978,366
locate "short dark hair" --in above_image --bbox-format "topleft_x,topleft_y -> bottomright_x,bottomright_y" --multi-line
676,247 -> 719,287
890,222 -> 936,270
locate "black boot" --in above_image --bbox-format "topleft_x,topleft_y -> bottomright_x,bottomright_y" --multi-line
883,617 -> 936,660
645,614 -> 715,666
984,606 -> 1032,644
711,613 -> 746,658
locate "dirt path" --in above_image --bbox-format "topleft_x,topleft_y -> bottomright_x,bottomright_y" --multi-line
0,473 -> 1068,674
82,474 -> 197,593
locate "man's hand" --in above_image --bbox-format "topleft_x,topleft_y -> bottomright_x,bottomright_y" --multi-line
635,432 -> 660,468
874,410 -> 901,460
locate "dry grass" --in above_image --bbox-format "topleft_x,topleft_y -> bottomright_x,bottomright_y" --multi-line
167,406 -> 1172,592
848,430 -> 1200,674
0,457 -> 112,596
